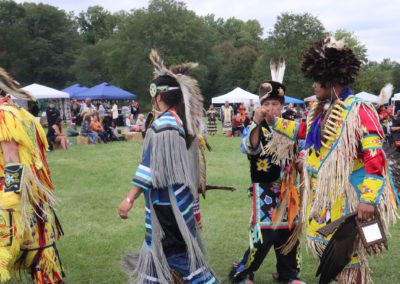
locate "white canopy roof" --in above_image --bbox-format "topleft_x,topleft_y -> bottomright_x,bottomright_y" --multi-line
21,83 -> 70,99
211,87 -> 259,106
392,93 -> 400,101
304,95 -> 317,102
355,91 -> 378,103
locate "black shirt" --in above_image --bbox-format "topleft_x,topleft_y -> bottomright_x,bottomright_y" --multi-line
248,120 -> 281,183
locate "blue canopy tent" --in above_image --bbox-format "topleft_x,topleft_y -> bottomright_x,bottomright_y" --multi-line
63,83 -> 89,96
71,82 -> 137,100
285,96 -> 304,104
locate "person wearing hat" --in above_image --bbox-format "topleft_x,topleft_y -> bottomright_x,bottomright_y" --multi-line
0,68 -> 64,283
230,59 -> 303,284
118,50 -> 218,284
263,37 -> 399,283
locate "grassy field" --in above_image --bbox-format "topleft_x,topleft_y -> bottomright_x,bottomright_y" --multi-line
47,130 -> 400,284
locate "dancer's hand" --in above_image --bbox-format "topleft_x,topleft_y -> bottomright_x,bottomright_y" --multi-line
357,203 -> 375,221
118,198 -> 133,219
254,107 -> 268,125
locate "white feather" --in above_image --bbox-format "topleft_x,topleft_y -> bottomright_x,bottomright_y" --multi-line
376,83 -> 393,106
277,57 -> 286,83
270,58 -> 277,81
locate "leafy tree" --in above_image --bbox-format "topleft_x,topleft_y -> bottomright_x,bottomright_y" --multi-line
250,13 -> 327,98
77,6 -> 119,44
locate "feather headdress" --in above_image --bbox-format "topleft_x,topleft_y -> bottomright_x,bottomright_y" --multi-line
0,68 -> 34,101
149,49 -> 203,136
270,57 -> 286,84
301,37 -> 361,86
259,57 -> 286,104
376,83 -> 393,106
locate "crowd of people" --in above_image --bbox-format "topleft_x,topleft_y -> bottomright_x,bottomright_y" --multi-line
1,37 -> 400,284
43,98 -> 146,149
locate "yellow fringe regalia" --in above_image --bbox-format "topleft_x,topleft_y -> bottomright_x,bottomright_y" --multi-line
265,95 -> 399,283
0,100 -> 64,283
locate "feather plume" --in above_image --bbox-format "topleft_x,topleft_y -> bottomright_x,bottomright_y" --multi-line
376,83 -> 393,106
170,63 -> 199,76
270,58 -> 277,81
0,68 -> 34,101
149,49 -> 170,77
277,57 -> 286,83
149,49 -> 204,137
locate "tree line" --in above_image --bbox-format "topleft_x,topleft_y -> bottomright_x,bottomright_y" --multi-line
1,0 -> 399,108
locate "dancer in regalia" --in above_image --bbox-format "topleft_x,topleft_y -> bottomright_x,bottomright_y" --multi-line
229,59 -> 303,284
0,68 -> 64,283
118,50 -> 218,284
263,37 -> 398,283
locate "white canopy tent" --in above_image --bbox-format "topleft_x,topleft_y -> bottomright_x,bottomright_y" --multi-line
391,93 -> 400,101
14,83 -> 71,120
21,83 -> 70,99
304,95 -> 317,102
211,87 -> 260,107
355,91 -> 378,103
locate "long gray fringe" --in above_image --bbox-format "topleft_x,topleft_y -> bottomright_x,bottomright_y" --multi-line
123,202 -> 172,283
168,188 -> 209,275
147,129 -> 195,192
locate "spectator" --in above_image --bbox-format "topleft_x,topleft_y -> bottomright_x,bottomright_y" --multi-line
111,101 -> 119,126
66,120 -> 79,137
206,104 -> 218,136
70,100 -> 81,123
109,121 -> 125,141
97,102 -> 106,124
80,98 -> 96,117
51,117 -> 69,150
247,99 -> 255,116
232,112 -> 245,136
46,101 -> 60,150
135,113 -> 145,131
90,116 -> 108,143
130,100 -> 140,120
220,101 -> 234,126
391,111 -> 400,151
238,103 -> 246,117
29,101 -> 39,117
125,114 -> 135,128
80,115 -> 97,144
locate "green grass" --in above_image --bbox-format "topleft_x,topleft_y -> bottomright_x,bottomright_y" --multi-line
46,130 -> 400,283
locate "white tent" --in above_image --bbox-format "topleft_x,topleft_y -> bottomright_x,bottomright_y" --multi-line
21,83 -> 70,99
392,93 -> 400,101
304,95 -> 317,102
355,91 -> 378,103
211,87 -> 259,106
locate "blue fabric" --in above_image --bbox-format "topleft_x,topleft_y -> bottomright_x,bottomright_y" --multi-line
62,83 -> 88,95
71,82 -> 136,100
305,88 -> 353,151
284,96 -> 304,104
167,253 -> 218,284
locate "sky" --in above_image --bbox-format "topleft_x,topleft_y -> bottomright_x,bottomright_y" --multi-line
15,0 -> 400,62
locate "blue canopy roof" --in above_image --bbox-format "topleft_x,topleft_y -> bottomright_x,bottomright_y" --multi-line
71,82 -> 137,100
62,84 -> 89,96
285,96 -> 304,104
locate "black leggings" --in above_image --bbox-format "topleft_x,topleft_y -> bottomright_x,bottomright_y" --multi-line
238,228 -> 301,282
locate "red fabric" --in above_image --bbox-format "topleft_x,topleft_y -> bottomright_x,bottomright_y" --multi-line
232,114 -> 244,127
296,122 -> 307,139
362,149 -> 385,176
358,105 -> 385,177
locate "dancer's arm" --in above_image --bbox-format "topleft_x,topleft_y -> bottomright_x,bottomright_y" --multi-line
118,185 -> 142,219
357,104 -> 386,220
